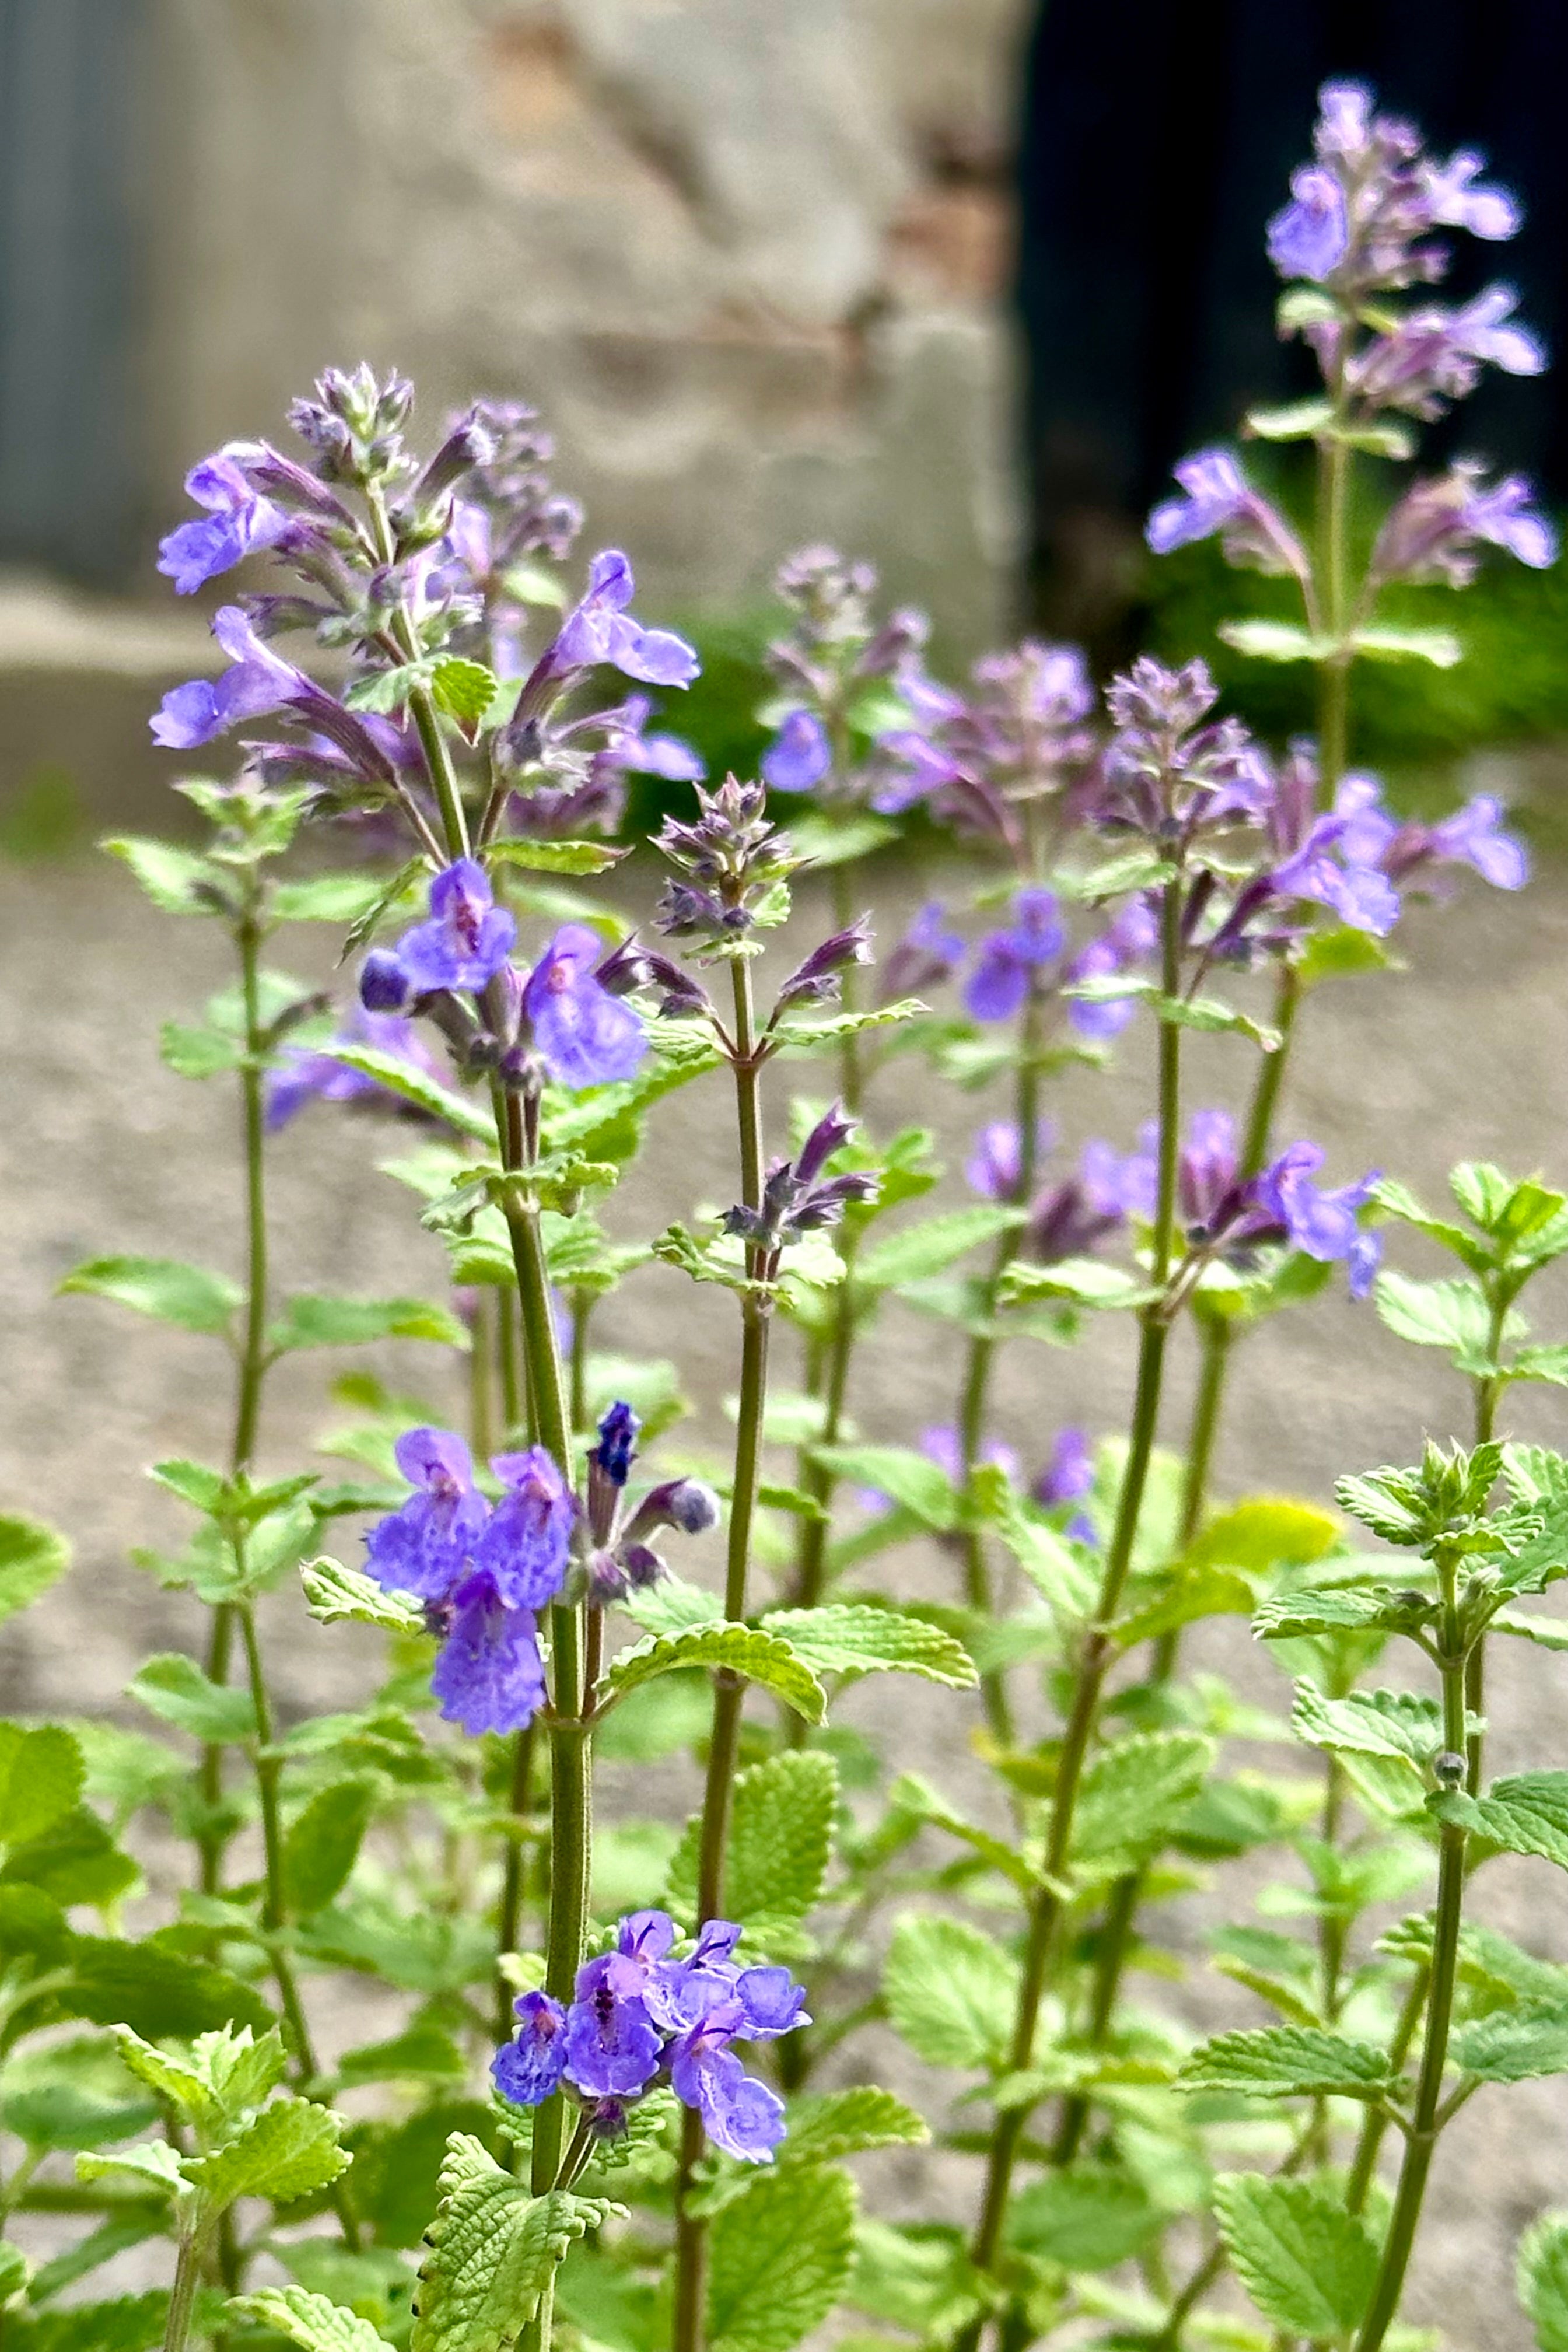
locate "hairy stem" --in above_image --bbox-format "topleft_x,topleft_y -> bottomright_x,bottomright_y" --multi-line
1352,1558 -> 1469,2352
958,889 -> 1183,2341
674,956 -> 772,2352
162,2224 -> 207,2352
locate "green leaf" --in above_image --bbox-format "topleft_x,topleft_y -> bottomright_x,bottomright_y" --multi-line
429,656 -> 499,733
1185,1497 -> 1341,1573
995,1256 -> 1148,1309
0,1725 -> 83,1845
1180,2025 -> 1391,2099
1005,2169 -> 1160,2270
0,1515 -> 69,1626
1291,1682 -> 1440,1766
1244,394 -> 1334,439
809,1445 -> 958,1530
324,1046 -> 493,1142
226,2286 -> 392,2352
110,2027 -> 221,2129
1493,1606 -> 1568,1652
1374,1270 -> 1496,1361
1353,622 -> 1464,667
778,2087 -> 929,2169
1254,1583 -> 1429,1640
1451,2003 -> 1568,2083
64,1938 -> 274,2038
1433,1772 -> 1568,1869
337,2027 -> 467,2088
300,1556 -> 427,1634
786,811 -> 899,868
855,1208 -> 1021,1291
76,2139 -> 187,2201
1213,2174 -> 1378,2337
182,2094 -> 349,2210
706,2162 -> 858,2352
12,2291 -> 231,2352
284,1780 -> 376,1915
1296,922 -> 1398,990
1216,619 -> 1331,663
485,838 -> 624,876
58,1255 -> 240,1336
271,873 -> 396,926
128,1655 -> 258,1744
1072,1733 -> 1216,1871
1518,2211 -> 1568,2352
0,2034 -> 158,2151
270,1295 -> 469,1352
411,2134 -> 615,2352
668,1752 -> 837,1938
160,1020 -> 244,1079
760,1605 -> 975,1688
103,835 -> 216,914
2,1808 -> 136,1908
883,1914 -> 1019,2071
604,1625 -> 824,1724
771,999 -> 925,1054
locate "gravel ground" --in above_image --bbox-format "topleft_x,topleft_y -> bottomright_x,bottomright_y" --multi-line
6,834 -> 1568,2344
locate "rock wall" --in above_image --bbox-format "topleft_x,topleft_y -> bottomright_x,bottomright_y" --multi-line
141,0 -> 1028,648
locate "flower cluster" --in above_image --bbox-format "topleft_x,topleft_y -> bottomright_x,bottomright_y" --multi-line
494,1911 -> 806,2162
723,1104 -> 878,1263
758,545 -> 954,800
583,1402 -> 719,1604
1174,1109 -> 1381,1298
870,638 -> 1097,845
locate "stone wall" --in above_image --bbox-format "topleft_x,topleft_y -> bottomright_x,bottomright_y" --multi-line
141,0 -> 1028,649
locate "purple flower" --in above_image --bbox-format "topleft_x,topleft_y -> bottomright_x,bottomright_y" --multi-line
761,710 -> 832,793
151,606 -> 310,748
492,1992 -> 568,2106
668,2011 -> 786,2165
1178,1108 -> 1243,1232
1026,1136 -> 1151,1262
547,551 -> 699,690
562,1953 -> 664,2098
1146,449 -> 1309,580
473,1446 -> 575,1610
599,694 -> 705,782
1269,814 -> 1401,937
919,1424 -> 1020,1487
265,1007 -> 442,1131
1426,797 -> 1529,890
1420,150 -> 1520,242
733,1966 -> 811,2039
1335,774 -> 1528,897
521,925 -> 646,1088
364,1427 -> 490,1602
156,450 -> 290,594
964,888 -> 1065,1021
394,861 -> 517,995
965,1118 -> 1055,1203
881,900 -> 965,998
1032,1427 -> 1097,1545
1350,285 -> 1546,419
1266,164 -> 1350,281
1255,1142 -> 1381,1298
594,1401 -> 641,1489
1064,898 -> 1158,1039
1370,463 -> 1557,586
430,1573 -> 546,1734
359,951 -> 412,1015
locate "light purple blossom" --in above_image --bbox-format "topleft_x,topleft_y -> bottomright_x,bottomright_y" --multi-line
881,900 -> 966,999
492,1992 -> 568,2105
1420,151 -> 1520,241
151,606 -> 310,749
1350,285 -> 1546,419
1032,1427 -> 1097,1544
964,1118 -> 1056,1202
521,923 -> 646,1088
668,2013 -> 787,2164
156,450 -> 290,594
429,1573 -> 547,1735
394,860 -> 517,995
1266,164 -> 1350,281
920,1424 -> 1021,1488
964,888 -> 1066,1021
547,551 -> 699,690
1146,449 -> 1310,580
265,1006 -> 442,1130
1370,463 -> 1558,586
761,710 -> 832,793
1063,897 -> 1159,1039
364,1426 -> 490,1602
1334,774 -> 1528,896
562,1954 -> 665,2098
1255,1143 -> 1381,1298
473,1446 -> 575,1611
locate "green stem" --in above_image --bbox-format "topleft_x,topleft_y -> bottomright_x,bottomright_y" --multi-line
674,957 -> 772,2352
570,1290 -> 593,1433
1352,1559 -> 1469,2352
498,1289 -> 524,1439
1347,1966 -> 1427,2213
236,1604 -> 317,2080
162,2224 -> 206,2352
1466,1286 -> 1509,1792
470,1292 -> 496,1462
495,1723 -> 537,2041
958,889 -> 1183,2336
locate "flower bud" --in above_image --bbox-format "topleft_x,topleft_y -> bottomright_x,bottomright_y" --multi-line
359,950 -> 412,1014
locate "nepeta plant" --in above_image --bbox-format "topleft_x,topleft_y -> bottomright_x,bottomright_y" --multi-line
8,75 -> 1568,2352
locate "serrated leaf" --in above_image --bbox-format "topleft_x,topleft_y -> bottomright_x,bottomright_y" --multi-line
323,1046 -> 493,1142
284,1780 -> 376,1915
271,873 -> 394,926
605,1625 -> 824,1724
809,1445 -> 958,1530
668,1751 -> 837,1936
1180,2025 -> 1391,2099
2,1805 -> 136,1908
1374,1270 -> 1497,1362
760,1605 -> 975,1688
270,1295 -> 469,1352
64,1938 -> 274,2038
1292,1682 -> 1439,1766
1296,922 -> 1398,990
1213,2173 -> 1378,2337
182,2094 -> 348,2209
1072,1733 -> 1216,1871
486,838 -> 624,876
0,2034 -> 159,2152
1254,1583 -> 1426,1639
110,2027 -> 220,2129
855,1208 -> 1021,1291
59,1255 -> 241,1336
300,1556 -> 427,1634
996,1256 -> 1149,1308
0,1515 -> 69,1626
227,2286 -> 392,2352
771,999 -> 924,1053
429,656 -> 499,732
411,2134 -> 615,2352
707,2162 -> 857,2352
779,2087 -> 929,2169
1451,2003 -> 1568,2082
0,1724 -> 83,1846
1433,1772 -> 1568,1869
1005,2169 -> 1160,2270
76,2138 -> 187,2200
1519,2211 -> 1568,2352
337,2027 -> 467,2087
883,1914 -> 1019,2071
128,1654 -> 257,1744
103,835 -> 216,913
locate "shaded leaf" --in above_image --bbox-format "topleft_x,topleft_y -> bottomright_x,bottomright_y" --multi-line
1213,2174 -> 1377,2337
59,1256 -> 240,1337
605,1625 -> 824,1724
0,1516 -> 69,1626
1180,2025 -> 1391,2099
760,1604 -> 975,1688
707,2162 -> 857,2352
883,1915 -> 1018,2071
